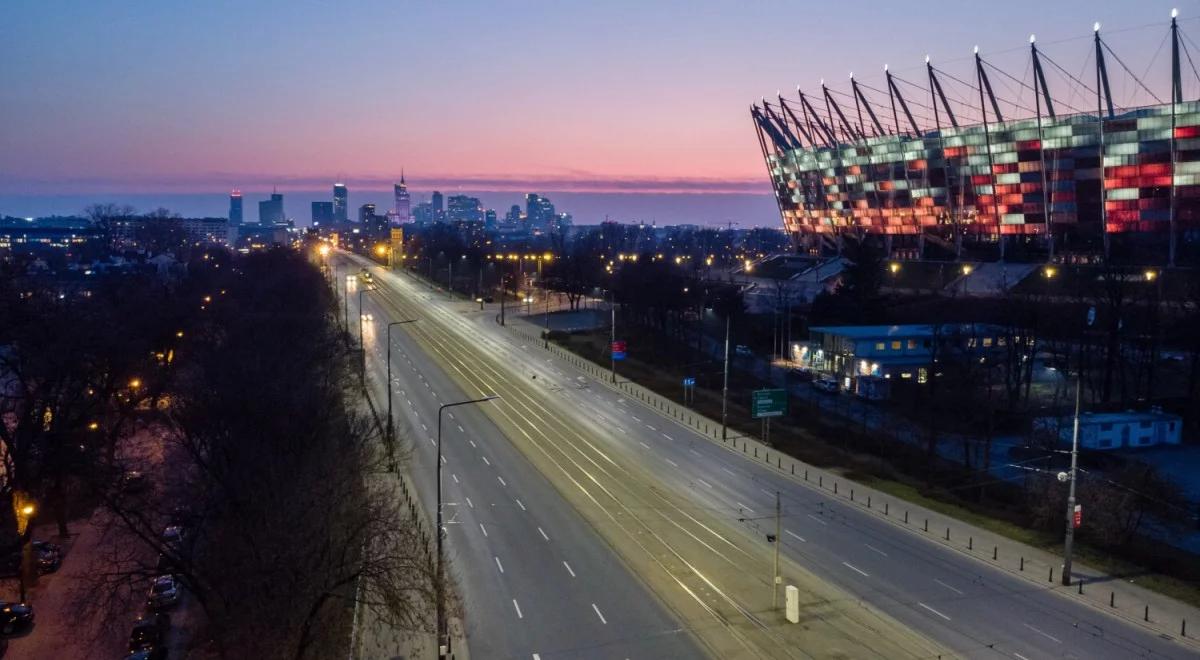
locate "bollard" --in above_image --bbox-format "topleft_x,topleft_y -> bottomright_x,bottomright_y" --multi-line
1110,591 -> 1115,607
819,476 -> 823,487
851,489 -> 854,501
1020,556 -> 1024,571
834,483 -> 838,495
778,457 -> 781,468
968,536 -> 973,550
885,502 -> 889,515
765,451 -> 769,462
993,546 -> 997,561
1145,605 -> 1150,622
1183,619 -> 1187,637
743,443 -> 747,453
1049,567 -> 1054,583
754,447 -> 758,458
791,463 -> 794,475
868,495 -> 872,508
924,518 -> 928,532
1078,579 -> 1083,594
946,528 -> 950,541
805,469 -> 809,481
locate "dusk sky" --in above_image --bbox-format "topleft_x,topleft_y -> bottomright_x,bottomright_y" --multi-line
0,0 -> 1188,213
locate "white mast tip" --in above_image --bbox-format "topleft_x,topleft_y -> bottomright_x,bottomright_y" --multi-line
1172,8 -> 1178,18
883,63 -> 889,72
1093,21 -> 1101,32
973,45 -> 979,54
925,54 -> 931,64
1030,34 -> 1036,44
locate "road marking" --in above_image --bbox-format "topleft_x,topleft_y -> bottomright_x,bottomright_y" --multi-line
865,543 -> 889,557
469,440 -> 477,448
736,502 -> 754,513
421,423 -> 428,431
457,425 -> 464,433
758,488 -> 773,497
1022,623 -> 1061,643
806,514 -> 828,526
786,530 -> 806,543
688,448 -> 701,456
721,467 -> 736,477
697,478 -> 713,489
533,654 -> 541,660
592,603 -> 607,625
616,427 -> 627,434
495,556 -> 505,573
665,458 -> 679,467
513,599 -> 523,619
482,456 -> 491,466
563,561 -> 576,578
515,498 -> 526,511
448,412 -> 454,420
479,523 -> 488,537
661,433 -> 673,441
842,562 -> 870,577
646,425 -> 657,431
440,455 -> 446,465
497,476 -> 507,487
632,416 -> 642,422
1013,654 -> 1031,660
465,497 -> 474,509
538,527 -> 549,541
918,602 -> 951,621
933,578 -> 963,595
452,474 -> 459,484
639,441 -> 650,449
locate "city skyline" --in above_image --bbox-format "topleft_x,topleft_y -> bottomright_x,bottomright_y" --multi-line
0,1 -> 1177,198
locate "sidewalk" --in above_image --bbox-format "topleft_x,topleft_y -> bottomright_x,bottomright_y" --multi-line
506,318 -> 1200,651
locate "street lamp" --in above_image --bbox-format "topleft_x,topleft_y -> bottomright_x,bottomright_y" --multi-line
13,494 -> 35,603
384,319 -> 419,469
1061,375 -> 1082,586
436,395 -> 499,659
721,313 -> 731,440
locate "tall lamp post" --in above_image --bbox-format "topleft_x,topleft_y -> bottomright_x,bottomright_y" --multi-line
1060,375 -> 1082,585
609,288 -> 617,383
721,313 -> 731,440
436,395 -> 500,660
13,494 -> 35,603
384,319 -> 419,469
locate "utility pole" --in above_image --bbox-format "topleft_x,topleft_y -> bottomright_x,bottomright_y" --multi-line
610,288 -> 617,383
544,289 -> 550,349
385,319 -> 418,470
1061,375 -> 1081,585
721,314 -> 731,440
774,490 -> 782,610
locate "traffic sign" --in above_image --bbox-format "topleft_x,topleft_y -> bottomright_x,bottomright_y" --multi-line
611,340 -> 626,361
682,377 -> 695,387
1073,504 -> 1082,528
752,388 -> 787,419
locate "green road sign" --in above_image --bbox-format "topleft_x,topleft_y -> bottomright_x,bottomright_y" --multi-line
752,388 -> 787,419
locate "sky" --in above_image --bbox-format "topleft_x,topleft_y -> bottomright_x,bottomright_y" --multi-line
0,1 -> 1190,223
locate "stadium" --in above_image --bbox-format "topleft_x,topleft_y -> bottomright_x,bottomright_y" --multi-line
753,12 -> 1200,265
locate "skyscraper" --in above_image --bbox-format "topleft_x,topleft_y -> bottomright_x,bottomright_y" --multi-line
431,191 -> 444,216
311,201 -> 334,225
525,193 -> 556,231
229,190 -> 243,225
258,192 -> 285,225
393,172 -> 411,225
358,203 -> 376,225
447,195 -> 483,223
333,183 -> 348,223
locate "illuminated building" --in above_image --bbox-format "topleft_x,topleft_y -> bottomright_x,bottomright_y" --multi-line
753,13 -> 1199,264
333,183 -> 349,223
229,190 -> 243,225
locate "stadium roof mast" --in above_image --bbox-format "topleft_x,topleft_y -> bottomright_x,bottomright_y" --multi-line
885,64 -> 922,136
1031,34 -> 1056,255
822,79 -> 861,143
975,45 -> 1005,260
1170,8 -> 1181,266
776,95 -> 816,148
1095,22 -> 1114,258
750,104 -> 794,251
850,73 -> 885,136
927,56 -> 962,259
798,89 -> 837,148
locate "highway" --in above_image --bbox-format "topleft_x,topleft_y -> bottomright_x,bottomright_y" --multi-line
344,258 -> 704,659
343,252 -> 1200,659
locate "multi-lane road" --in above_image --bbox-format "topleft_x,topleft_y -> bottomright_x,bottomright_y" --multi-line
340,252 -> 1199,660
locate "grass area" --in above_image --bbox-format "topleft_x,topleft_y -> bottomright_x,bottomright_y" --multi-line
550,324 -> 1200,609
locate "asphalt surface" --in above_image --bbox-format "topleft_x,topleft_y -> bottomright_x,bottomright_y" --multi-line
344,255 -> 1200,660
344,261 -> 703,659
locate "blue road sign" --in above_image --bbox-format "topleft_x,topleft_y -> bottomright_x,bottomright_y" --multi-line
683,377 -> 695,386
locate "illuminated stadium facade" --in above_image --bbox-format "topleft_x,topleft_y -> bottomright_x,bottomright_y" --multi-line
753,13 -> 1200,264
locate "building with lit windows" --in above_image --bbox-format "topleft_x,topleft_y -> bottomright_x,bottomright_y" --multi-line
753,13 -> 1200,264
229,190 -> 243,225
333,183 -> 349,223
393,173 -> 411,224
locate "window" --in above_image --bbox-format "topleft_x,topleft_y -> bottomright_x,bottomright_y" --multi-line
907,339 -> 917,350
982,337 -> 993,347
891,341 -> 902,350
917,368 -> 928,384
875,342 -> 885,351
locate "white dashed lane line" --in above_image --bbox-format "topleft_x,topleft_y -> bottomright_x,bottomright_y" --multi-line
592,603 -> 607,625
842,562 -> 870,577
563,561 -> 576,578
515,498 -> 526,511
919,602 -> 952,621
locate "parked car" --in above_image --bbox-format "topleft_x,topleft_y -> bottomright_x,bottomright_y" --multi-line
128,613 -> 169,655
147,575 -> 181,610
31,541 -> 61,574
812,376 -> 839,394
0,602 -> 33,635
735,345 -> 753,357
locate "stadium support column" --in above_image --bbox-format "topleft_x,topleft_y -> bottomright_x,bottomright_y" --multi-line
928,56 -> 961,260
1031,34 -> 1056,259
1095,22 -> 1114,260
1170,9 -> 1182,267
975,46 -> 1004,262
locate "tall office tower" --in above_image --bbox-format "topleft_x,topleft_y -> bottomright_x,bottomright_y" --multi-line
393,172 -> 411,225
258,192 -> 285,225
484,209 -> 498,229
525,193 -> 556,230
333,182 -> 348,223
431,191 -> 444,222
229,190 -> 243,225
358,203 -> 376,225
504,204 -> 522,224
447,195 -> 483,223
311,201 -> 334,225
